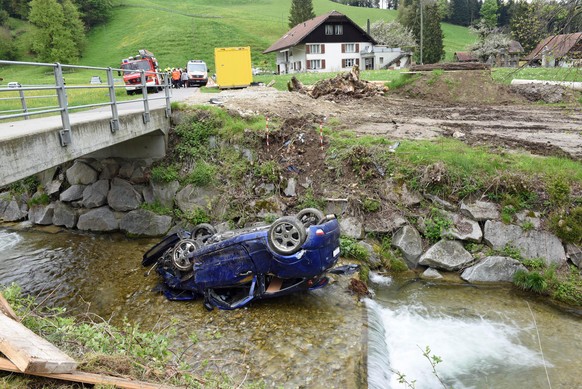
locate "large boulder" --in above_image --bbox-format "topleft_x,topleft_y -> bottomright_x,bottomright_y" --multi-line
484,220 -> 566,267
340,216 -> 364,239
28,203 -> 55,225
151,180 -> 180,208
175,184 -> 219,214
364,212 -> 407,234
566,244 -> 582,269
461,256 -> 527,283
120,209 -> 172,237
444,211 -> 482,243
53,201 -> 78,228
359,241 -> 382,269
107,178 -> 142,212
99,158 -> 120,180
60,185 -> 86,202
392,225 -> 423,268
82,179 -> 109,208
0,192 -> 11,215
77,206 -> 119,232
3,198 -> 27,221
66,160 -> 98,185
460,200 -> 500,221
419,240 -> 474,271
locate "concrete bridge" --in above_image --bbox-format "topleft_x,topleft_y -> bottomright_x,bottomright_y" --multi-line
0,60 -> 197,188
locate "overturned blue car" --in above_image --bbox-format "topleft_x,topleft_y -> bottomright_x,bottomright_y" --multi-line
142,208 -> 341,310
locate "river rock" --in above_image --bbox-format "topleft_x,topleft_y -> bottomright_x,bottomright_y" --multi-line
340,216 -> 364,239
46,179 -> 63,196
60,185 -> 86,202
36,167 -> 57,190
392,225 -> 423,268
3,198 -> 28,221
515,210 -> 541,230
108,178 -> 142,212
359,241 -> 382,268
151,180 -> 180,208
425,194 -> 456,211
461,256 -> 527,283
484,220 -> 566,266
28,203 -> 55,225
129,163 -> 150,184
364,212 -> 407,234
421,267 -> 443,280
77,206 -> 119,231
66,161 -> 98,185
384,181 -> 423,207
460,200 -> 500,221
444,211 -> 482,242
419,240 -> 474,271
82,179 -> 109,208
99,158 -> 120,180
175,184 -> 219,214
53,201 -> 78,228
120,209 -> 172,237
0,192 -> 11,215
566,244 -> 582,269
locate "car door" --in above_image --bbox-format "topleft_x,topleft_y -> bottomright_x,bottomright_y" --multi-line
193,243 -> 256,289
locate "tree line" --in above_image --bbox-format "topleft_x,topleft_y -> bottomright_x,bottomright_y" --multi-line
0,0 -> 113,63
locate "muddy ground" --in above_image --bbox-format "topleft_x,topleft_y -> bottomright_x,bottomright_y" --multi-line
185,71 -> 582,160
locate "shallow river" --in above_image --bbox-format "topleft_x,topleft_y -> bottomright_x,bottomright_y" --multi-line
0,226 -> 581,389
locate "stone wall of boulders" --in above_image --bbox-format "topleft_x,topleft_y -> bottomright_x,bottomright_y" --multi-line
335,183 -> 582,282
1,156 -> 580,284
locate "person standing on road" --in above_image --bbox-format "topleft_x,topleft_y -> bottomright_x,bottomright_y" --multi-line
181,68 -> 189,88
171,68 -> 180,89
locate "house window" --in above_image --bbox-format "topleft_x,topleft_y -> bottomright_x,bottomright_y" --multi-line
308,44 -> 321,54
379,57 -> 384,64
342,58 -> 359,68
307,59 -> 326,70
325,24 -> 333,35
342,43 -> 359,53
294,61 -> 302,71
335,24 -> 343,35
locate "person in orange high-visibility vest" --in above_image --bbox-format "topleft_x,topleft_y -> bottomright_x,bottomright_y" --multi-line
171,68 -> 180,89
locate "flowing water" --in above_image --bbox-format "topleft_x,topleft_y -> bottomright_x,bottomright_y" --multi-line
366,273 -> 582,389
1,226 -> 581,389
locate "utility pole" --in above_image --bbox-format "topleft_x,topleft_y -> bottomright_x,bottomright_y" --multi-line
419,0 -> 423,65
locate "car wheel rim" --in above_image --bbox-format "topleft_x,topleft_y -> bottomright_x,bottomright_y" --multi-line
172,239 -> 198,271
272,222 -> 301,253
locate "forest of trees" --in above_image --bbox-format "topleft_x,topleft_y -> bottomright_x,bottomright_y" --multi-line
0,0 -> 113,62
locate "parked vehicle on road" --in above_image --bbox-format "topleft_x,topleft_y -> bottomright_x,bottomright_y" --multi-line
119,49 -> 162,95
142,209 -> 341,310
186,60 -> 208,87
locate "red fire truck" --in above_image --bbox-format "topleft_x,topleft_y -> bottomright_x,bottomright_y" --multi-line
120,49 -> 162,95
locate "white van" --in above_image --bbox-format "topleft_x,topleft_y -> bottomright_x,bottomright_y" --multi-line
186,60 -> 208,87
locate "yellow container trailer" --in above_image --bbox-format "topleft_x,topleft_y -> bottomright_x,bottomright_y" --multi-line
214,47 -> 252,89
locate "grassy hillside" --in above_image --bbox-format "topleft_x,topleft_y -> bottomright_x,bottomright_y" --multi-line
81,0 -> 474,70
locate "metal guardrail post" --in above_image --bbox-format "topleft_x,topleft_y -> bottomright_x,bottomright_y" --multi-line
17,88 -> 30,120
140,70 -> 150,123
164,73 -> 172,118
106,67 -> 120,133
54,63 -> 72,146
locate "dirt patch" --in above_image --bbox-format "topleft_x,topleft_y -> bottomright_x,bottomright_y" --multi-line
184,71 -> 582,160
510,83 -> 578,104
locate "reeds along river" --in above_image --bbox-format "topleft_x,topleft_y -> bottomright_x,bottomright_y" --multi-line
1,228 -> 581,388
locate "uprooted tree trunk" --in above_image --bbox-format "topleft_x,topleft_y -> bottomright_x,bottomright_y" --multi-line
288,65 -> 387,101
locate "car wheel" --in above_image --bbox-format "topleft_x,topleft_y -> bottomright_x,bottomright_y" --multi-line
172,239 -> 199,271
296,208 -> 324,228
268,216 -> 307,255
191,223 -> 216,244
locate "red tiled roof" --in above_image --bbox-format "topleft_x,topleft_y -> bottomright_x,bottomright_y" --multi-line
263,11 -> 373,54
525,32 -> 582,60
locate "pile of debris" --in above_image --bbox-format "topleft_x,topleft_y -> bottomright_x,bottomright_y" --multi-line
288,65 -> 388,101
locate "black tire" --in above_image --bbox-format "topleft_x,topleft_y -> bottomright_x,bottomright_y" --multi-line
267,216 -> 307,255
191,223 -> 216,244
171,239 -> 200,271
296,208 -> 325,228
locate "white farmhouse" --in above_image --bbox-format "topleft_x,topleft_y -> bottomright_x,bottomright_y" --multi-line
263,11 -> 412,74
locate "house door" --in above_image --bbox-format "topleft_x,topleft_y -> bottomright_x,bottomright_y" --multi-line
365,58 -> 374,70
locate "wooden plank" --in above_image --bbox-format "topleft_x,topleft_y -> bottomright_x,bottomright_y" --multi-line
0,292 -> 18,321
0,312 -> 77,374
0,357 -> 183,389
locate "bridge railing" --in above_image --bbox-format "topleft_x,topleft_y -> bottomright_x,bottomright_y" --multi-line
0,60 -> 172,146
